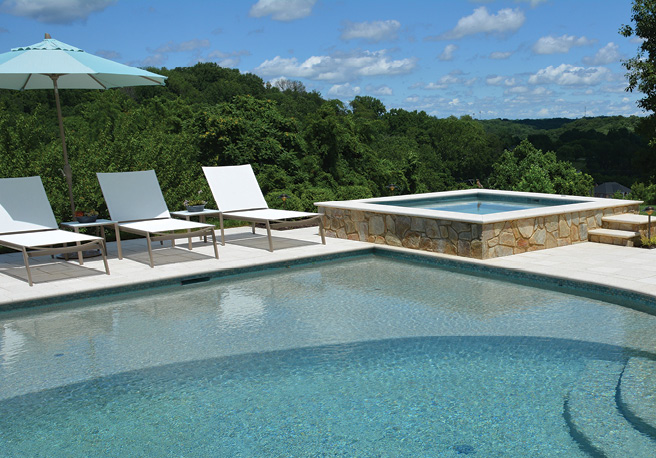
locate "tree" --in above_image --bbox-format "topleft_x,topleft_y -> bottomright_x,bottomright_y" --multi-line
620,0 -> 656,142
489,140 -> 594,196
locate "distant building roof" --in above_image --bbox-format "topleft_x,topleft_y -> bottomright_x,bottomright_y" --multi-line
593,182 -> 631,196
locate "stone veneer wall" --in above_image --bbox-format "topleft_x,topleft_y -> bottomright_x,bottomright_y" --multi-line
320,204 -> 639,259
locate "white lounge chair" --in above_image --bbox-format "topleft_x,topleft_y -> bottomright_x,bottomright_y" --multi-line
0,176 -> 110,286
97,170 -> 219,267
202,164 -> 325,252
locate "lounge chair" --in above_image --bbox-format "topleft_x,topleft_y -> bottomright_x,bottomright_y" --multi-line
202,164 -> 325,251
0,176 -> 109,286
96,170 -> 219,267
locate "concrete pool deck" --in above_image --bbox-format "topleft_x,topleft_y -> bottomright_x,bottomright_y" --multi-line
1,225 -> 656,308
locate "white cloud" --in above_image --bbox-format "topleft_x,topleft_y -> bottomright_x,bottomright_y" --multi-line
489,51 -> 512,59
443,7 -> 525,39
582,42 -> 621,65
207,49 -> 250,68
255,49 -> 417,82
367,84 -> 393,96
0,0 -> 115,24
528,64 -> 611,86
532,34 -> 594,54
328,83 -> 361,98
515,0 -> 547,6
249,0 -> 316,21
486,75 -> 515,86
152,39 -> 210,54
95,49 -> 121,60
341,20 -> 400,42
439,44 -> 458,61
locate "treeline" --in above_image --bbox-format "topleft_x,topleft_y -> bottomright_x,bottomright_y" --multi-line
0,62 -> 652,222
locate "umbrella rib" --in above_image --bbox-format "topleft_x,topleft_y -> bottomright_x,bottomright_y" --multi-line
19,74 -> 32,90
141,76 -> 164,85
88,74 -> 107,89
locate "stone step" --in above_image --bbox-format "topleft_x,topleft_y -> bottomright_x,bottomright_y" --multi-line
588,228 -> 640,247
602,214 -> 656,237
617,357 -> 656,440
564,359 -> 656,457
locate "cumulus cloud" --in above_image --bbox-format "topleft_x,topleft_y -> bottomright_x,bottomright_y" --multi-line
151,39 -> 210,54
515,0 -> 547,6
439,44 -> 458,61
255,49 -> 417,83
341,20 -> 400,42
486,75 -> 515,86
582,42 -> 622,65
367,84 -> 393,96
328,82 -> 361,97
95,49 -> 121,60
249,0 -> 316,21
441,7 -> 525,39
528,64 -> 611,86
532,34 -> 594,54
0,0 -> 116,24
207,49 -> 251,68
489,51 -> 512,59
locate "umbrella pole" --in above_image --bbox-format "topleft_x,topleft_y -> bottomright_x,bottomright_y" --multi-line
50,75 -> 76,220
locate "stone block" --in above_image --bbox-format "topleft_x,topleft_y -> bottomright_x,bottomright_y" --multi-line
351,210 -> 365,222
529,228 -> 546,246
385,215 -> 396,234
499,231 -> 516,246
471,240 -> 483,259
384,233 -> 402,246
425,219 -> 440,238
410,217 -> 425,232
487,236 -> 499,248
495,245 -> 514,257
345,220 -> 356,234
403,232 -> 421,249
452,221 -> 471,233
558,217 -> 570,237
347,233 -> 360,241
439,225 -> 450,239
448,226 -> 459,244
336,227 -> 347,239
396,216 -> 411,237
457,240 -> 471,257
369,215 -> 385,236
517,219 -> 534,238
545,215 -> 558,232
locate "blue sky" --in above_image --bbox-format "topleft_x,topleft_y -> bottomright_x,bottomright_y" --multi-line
0,0 -> 645,119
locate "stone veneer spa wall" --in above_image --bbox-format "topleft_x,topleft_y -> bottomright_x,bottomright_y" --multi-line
317,191 -> 640,259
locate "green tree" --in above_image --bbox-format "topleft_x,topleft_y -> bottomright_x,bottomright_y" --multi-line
489,140 -> 594,196
620,0 -> 656,143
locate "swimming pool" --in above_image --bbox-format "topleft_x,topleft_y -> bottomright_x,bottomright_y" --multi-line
1,255 -> 655,456
316,189 -> 641,259
375,193 -> 585,215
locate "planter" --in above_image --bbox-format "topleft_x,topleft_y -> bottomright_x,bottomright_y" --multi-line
76,215 -> 98,223
186,205 -> 205,213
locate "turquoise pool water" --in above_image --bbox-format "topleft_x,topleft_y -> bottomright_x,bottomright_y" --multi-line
1,256 -> 655,456
375,194 -> 584,215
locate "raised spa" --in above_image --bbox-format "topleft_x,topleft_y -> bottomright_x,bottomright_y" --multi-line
316,189 -> 641,259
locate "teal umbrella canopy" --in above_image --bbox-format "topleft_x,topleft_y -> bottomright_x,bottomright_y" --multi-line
0,37 -> 166,89
0,35 -> 167,219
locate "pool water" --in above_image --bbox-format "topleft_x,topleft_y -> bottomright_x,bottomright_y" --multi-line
376,194 -> 584,215
1,256 -> 655,456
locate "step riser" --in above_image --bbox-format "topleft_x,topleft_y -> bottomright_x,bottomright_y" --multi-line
588,234 -> 638,247
605,222 -> 656,237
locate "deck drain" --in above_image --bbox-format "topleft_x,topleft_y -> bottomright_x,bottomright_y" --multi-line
180,277 -> 210,286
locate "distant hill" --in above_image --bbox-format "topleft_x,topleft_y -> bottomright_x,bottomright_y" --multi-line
478,116 -> 644,140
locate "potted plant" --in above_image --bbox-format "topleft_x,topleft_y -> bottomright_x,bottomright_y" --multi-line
75,209 -> 99,223
184,199 -> 206,212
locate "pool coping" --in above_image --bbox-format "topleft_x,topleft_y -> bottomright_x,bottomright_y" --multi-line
315,189 -> 642,224
3,240 -> 656,318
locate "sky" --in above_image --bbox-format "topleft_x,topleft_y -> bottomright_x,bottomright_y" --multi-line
0,0 -> 647,119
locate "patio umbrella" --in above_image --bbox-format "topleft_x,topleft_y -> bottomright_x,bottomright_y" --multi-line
0,34 -> 167,219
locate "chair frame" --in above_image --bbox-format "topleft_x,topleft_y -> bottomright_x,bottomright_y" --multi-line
0,176 -> 109,286
97,170 -> 219,268
203,165 -> 326,252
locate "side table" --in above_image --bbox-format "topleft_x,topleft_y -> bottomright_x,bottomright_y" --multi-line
60,219 -> 123,259
170,209 -> 222,243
